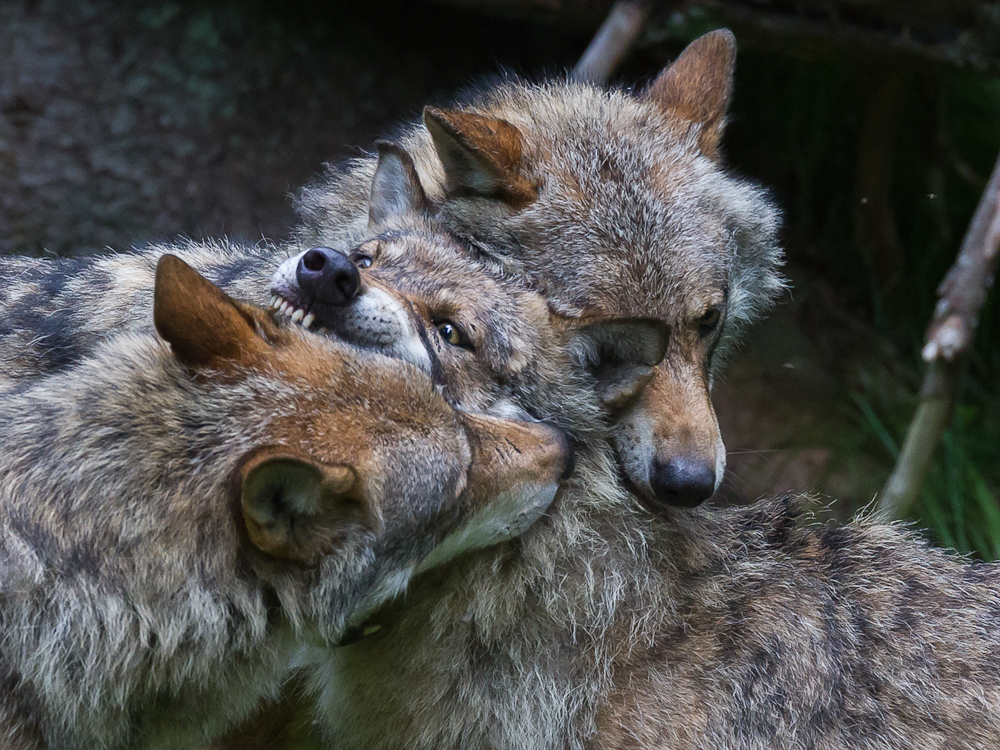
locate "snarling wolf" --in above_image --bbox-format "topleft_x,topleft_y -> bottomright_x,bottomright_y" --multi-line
292,30 -> 783,509
0,256 -> 568,750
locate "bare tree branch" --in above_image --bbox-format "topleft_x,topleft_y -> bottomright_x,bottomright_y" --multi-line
573,0 -> 655,84
430,0 -> 1000,74
674,1 -> 1000,74
877,152 -> 1000,520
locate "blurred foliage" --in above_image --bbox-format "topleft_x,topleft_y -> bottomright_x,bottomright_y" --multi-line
723,53 -> 1000,558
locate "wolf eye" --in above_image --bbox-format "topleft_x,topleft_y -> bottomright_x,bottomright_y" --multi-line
699,308 -> 722,333
434,320 -> 471,349
352,254 -> 373,269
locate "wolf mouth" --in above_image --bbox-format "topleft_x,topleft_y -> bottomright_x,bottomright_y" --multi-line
270,282 -> 436,379
270,292 -> 327,333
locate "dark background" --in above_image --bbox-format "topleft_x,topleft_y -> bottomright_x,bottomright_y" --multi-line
2,0 -> 997,556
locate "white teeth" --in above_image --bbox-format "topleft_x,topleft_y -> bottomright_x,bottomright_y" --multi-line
302,312 -> 315,329
279,301 -> 291,315
270,295 -> 279,309
291,308 -> 305,323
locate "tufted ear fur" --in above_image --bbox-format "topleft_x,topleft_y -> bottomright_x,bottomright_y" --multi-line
644,29 -> 736,160
422,106 -> 539,209
154,254 -> 274,369
560,316 -> 670,410
238,447 -> 366,565
416,413 -> 569,573
368,140 -> 430,228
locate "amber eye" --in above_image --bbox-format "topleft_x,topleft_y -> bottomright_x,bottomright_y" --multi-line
353,254 -> 373,269
699,307 -> 722,332
435,320 -> 470,348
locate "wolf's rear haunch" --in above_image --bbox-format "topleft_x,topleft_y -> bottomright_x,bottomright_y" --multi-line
0,257 -> 568,750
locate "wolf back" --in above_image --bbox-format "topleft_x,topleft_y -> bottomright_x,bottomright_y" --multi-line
290,492 -> 1000,750
0,241 -> 276,387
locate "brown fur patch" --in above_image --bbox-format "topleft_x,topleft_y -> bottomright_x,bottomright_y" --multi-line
153,254 -> 271,370
423,106 -> 539,208
644,29 -> 736,160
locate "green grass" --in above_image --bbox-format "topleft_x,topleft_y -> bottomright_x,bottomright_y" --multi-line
845,367 -> 1000,560
720,52 -> 1000,559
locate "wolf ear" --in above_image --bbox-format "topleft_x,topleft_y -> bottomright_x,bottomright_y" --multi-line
644,29 -> 736,160
423,106 -> 539,209
239,448 -> 365,565
154,254 -> 270,369
563,318 -> 670,410
416,413 -> 569,573
368,140 -> 430,228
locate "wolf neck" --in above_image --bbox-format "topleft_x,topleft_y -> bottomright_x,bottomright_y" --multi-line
309,443 -> 679,737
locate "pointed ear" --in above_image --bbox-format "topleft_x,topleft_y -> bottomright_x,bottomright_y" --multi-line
415,414 -> 569,574
238,448 -> 366,565
644,29 -> 736,160
422,106 -> 539,209
368,140 -> 430,228
154,254 -> 271,369
562,317 -> 670,410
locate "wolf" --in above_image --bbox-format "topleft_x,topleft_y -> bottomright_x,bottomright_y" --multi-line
290,29 -> 784,509
0,255 -> 570,750
242,149 -> 1000,750
0,30 -> 782,510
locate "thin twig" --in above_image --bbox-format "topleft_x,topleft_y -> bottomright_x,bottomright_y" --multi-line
572,0 -> 655,85
877,152 -> 1000,520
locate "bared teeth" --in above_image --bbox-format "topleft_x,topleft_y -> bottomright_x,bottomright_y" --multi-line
302,312 -> 315,329
291,308 -> 305,323
269,295 -> 279,309
279,301 -> 291,315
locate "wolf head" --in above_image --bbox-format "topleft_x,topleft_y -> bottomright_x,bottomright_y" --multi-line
294,30 -> 783,511
0,256 -> 568,748
152,255 -> 570,635
273,142 -> 669,449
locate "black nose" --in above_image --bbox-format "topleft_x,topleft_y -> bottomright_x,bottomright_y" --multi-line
296,247 -> 360,307
648,455 -> 716,508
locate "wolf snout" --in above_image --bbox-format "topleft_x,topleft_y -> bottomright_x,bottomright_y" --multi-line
296,247 -> 360,307
649,454 -> 716,508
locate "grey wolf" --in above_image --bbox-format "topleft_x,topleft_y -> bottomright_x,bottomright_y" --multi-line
0,255 -> 569,749
246,106 -> 1000,750
292,30 -> 784,509
231,36 -> 998,750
